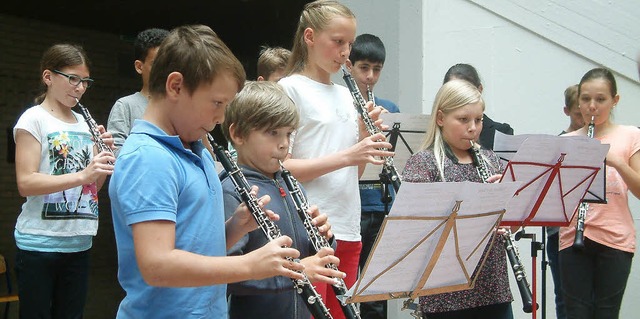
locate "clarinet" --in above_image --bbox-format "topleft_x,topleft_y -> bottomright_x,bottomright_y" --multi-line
469,140 -> 492,183
75,98 -> 114,165
366,85 -> 375,106
280,162 -> 361,319
208,134 -> 333,319
341,66 -> 401,192
470,141 -> 537,313
573,115 -> 595,250
504,231 -> 536,313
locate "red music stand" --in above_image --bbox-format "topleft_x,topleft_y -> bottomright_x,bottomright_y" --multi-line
494,134 -> 609,319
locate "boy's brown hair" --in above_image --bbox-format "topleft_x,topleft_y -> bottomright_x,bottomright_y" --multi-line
149,25 -> 246,96
257,46 -> 291,79
564,84 -> 579,110
222,81 -> 299,145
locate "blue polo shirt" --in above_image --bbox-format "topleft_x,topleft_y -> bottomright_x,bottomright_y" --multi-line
109,120 -> 227,318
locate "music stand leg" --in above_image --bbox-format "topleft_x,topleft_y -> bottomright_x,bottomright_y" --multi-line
516,230 -> 543,319
531,238 -> 544,319
541,227 -> 549,319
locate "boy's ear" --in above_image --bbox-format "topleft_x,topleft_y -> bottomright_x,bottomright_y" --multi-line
228,123 -> 244,146
257,75 -> 265,81
165,72 -> 184,100
563,106 -> 570,116
134,60 -> 144,75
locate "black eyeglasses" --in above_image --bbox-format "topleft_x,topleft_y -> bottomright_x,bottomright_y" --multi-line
52,69 -> 94,88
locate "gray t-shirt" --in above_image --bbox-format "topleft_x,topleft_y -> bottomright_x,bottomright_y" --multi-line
107,91 -> 148,156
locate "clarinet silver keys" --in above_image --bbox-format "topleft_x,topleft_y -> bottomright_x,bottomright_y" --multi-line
573,115 -> 595,250
208,134 -> 333,319
280,162 -> 361,319
75,98 -> 114,165
341,65 -> 401,192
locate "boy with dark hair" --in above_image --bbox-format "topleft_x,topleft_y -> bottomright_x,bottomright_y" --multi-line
109,25 -> 304,318
108,27 -> 169,155
220,80 -> 344,319
346,33 -> 400,319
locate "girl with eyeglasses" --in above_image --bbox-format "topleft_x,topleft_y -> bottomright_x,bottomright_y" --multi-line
12,43 -> 115,318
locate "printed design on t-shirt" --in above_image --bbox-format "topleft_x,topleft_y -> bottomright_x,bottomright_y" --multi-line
335,106 -> 351,123
605,167 -> 623,197
42,131 -> 98,219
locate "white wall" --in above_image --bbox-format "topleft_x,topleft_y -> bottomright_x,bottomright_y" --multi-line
340,1 -> 640,318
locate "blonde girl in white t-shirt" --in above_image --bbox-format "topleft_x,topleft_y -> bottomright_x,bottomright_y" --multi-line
278,1 -> 394,318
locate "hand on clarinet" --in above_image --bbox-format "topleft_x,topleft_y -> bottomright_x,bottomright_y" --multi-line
95,124 -> 117,153
485,174 -> 502,183
82,151 -> 116,183
348,133 -> 394,166
245,236 -> 305,281
365,100 -> 389,131
229,185 -> 280,234
301,247 -> 344,285
307,204 -> 333,241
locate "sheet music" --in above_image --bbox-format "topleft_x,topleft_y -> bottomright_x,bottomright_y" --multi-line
348,181 -> 521,302
493,131 -> 607,203
495,133 -> 609,225
360,113 -> 430,181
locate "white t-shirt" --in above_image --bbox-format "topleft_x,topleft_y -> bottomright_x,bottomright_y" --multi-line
13,105 -> 99,239
279,74 -> 361,241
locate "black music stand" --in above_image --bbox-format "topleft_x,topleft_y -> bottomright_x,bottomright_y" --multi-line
347,181 -> 521,319
494,133 -> 609,319
360,113 -> 430,212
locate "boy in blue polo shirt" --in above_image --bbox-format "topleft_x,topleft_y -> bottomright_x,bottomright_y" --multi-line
109,25 -> 305,319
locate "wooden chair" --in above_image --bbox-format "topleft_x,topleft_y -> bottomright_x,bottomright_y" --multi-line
0,254 -> 19,319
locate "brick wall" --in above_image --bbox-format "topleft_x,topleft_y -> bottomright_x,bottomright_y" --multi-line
0,14 -> 138,317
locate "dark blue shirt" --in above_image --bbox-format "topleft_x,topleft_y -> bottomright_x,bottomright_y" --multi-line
360,97 -> 400,213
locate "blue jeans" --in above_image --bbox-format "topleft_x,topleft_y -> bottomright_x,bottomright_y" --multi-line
359,212 -> 387,319
559,238 -> 633,319
546,231 -> 566,319
15,248 -> 90,319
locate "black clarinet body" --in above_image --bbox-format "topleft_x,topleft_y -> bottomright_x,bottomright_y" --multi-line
470,142 -> 537,313
208,134 -> 333,319
573,116 -> 595,250
75,98 -> 114,165
341,66 -> 401,192
503,232 -> 536,313
280,163 -> 361,319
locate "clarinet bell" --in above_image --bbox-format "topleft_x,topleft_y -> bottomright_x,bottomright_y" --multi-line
523,300 -> 539,313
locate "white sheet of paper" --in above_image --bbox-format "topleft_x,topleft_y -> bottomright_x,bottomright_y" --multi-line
348,181 -> 521,301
